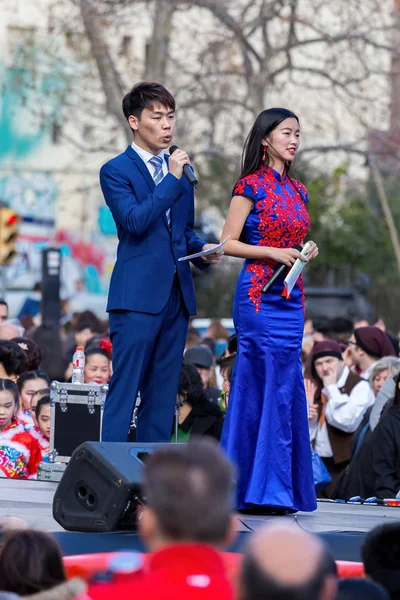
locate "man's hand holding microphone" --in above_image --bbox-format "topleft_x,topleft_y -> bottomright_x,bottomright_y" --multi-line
168,145 -> 223,265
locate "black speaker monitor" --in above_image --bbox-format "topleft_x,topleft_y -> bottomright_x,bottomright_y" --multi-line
52,441 -> 167,533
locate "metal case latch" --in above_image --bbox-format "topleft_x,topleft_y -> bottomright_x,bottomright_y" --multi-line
87,390 -> 96,415
60,388 -> 68,413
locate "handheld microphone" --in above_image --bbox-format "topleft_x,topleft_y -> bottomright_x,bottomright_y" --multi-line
261,244 -> 302,294
169,145 -> 198,188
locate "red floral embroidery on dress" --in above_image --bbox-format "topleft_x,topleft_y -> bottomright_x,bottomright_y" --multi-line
246,263 -> 274,313
233,166 -> 310,312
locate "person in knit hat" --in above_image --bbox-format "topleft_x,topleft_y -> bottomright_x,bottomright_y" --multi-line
307,339 -> 372,496
347,326 -> 396,380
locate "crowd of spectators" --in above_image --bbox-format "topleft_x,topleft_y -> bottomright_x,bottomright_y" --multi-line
162,310 -> 400,503
302,315 -> 400,500
1,287 -> 400,502
0,293 -> 239,479
2,295 -> 400,598
1,439 -> 399,600
0,300 -> 114,479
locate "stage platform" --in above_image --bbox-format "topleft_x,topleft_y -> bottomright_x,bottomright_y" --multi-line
2,479 -> 400,561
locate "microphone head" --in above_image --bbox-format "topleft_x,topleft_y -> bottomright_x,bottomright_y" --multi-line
169,145 -> 179,155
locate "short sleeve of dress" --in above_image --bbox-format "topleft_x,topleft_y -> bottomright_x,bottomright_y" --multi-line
291,179 -> 309,204
232,176 -> 258,201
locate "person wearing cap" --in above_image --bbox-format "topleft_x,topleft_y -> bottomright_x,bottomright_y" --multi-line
184,345 -> 221,403
346,326 -> 396,380
307,339 -> 372,494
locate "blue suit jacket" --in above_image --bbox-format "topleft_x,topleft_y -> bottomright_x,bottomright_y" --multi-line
100,146 -> 208,315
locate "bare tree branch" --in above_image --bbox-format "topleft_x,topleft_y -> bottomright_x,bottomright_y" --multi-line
145,0 -> 174,81
79,0 -> 131,142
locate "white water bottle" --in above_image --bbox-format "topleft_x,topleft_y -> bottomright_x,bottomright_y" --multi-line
72,346 -> 85,384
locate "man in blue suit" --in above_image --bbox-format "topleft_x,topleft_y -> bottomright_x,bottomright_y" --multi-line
100,82 -> 222,443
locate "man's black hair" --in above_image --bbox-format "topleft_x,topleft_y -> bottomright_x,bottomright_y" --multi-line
361,523 -> 400,600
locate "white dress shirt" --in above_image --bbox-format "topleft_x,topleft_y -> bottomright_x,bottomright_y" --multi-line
309,365 -> 374,458
131,141 -> 168,179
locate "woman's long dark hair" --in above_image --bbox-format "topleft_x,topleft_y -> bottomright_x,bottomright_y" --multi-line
237,107 -> 299,184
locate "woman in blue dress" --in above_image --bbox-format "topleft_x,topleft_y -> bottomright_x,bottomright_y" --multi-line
220,108 -> 318,513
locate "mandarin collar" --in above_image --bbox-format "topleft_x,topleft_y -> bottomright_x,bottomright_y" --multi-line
263,165 -> 287,182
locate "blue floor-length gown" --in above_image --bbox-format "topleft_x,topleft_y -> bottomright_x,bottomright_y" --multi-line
221,165 -> 317,512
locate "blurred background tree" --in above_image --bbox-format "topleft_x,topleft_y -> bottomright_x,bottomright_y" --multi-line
2,0 -> 400,328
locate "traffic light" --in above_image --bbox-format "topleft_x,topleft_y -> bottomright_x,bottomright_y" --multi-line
0,207 -> 19,265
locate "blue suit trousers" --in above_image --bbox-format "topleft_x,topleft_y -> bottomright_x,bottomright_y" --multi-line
102,280 -> 189,443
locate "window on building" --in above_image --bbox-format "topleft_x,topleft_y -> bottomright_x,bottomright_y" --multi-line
51,122 -> 61,144
7,26 -> 36,67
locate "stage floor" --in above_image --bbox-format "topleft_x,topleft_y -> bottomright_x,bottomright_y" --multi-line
2,479 -> 400,536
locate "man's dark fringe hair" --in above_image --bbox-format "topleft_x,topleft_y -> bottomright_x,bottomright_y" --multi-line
122,81 -> 175,122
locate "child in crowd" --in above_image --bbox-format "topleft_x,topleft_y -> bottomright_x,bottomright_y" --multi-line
16,370 -> 51,427
30,388 -> 51,419
0,379 -> 42,478
84,345 -> 112,385
29,397 -> 51,462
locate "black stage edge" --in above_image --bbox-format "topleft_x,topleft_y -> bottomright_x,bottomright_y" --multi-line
53,530 -> 365,562
52,500 -> 400,562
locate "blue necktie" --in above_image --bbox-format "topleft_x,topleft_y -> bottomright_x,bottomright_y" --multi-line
150,155 -> 170,226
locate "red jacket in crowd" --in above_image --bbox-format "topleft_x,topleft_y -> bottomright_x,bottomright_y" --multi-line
87,544 -> 236,600
0,418 -> 42,478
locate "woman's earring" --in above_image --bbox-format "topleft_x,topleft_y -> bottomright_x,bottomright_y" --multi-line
262,145 -> 267,162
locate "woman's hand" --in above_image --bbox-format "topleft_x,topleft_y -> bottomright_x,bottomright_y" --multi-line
305,241 -> 319,261
267,241 -> 319,267
267,247 -> 307,268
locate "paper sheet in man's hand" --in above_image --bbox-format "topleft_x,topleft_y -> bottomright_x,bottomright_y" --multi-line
178,235 -> 230,262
